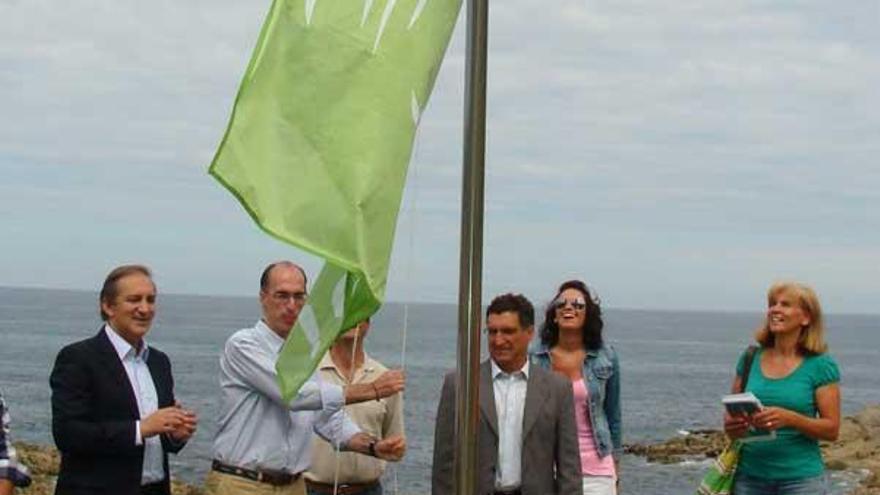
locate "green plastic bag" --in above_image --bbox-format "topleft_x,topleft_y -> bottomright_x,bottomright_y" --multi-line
696,440 -> 742,495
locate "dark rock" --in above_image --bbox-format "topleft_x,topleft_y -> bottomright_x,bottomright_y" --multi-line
13,442 -> 204,495
626,405 -> 880,494
624,430 -> 727,464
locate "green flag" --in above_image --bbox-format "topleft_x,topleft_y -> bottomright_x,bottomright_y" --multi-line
209,0 -> 461,401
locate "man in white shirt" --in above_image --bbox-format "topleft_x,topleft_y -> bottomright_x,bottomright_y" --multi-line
208,261 -> 406,495
432,293 -> 581,495
50,264 -> 197,495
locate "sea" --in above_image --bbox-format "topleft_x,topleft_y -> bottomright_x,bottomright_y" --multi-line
1,286 -> 877,494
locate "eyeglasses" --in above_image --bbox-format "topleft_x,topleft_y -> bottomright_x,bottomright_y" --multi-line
270,291 -> 308,304
554,297 -> 586,310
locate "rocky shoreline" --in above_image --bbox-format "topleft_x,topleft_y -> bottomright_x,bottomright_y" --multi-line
12,442 -> 204,495
14,405 -> 879,494
624,405 -> 880,494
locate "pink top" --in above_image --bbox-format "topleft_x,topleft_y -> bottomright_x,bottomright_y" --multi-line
572,378 -> 616,477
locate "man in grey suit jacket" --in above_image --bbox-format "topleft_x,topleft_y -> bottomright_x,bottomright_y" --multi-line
432,293 -> 582,495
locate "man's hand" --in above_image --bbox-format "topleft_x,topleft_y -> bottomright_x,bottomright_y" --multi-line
0,478 -> 14,495
374,434 -> 406,462
141,406 -> 193,438
168,402 -> 198,442
345,433 -> 406,461
371,370 -> 405,399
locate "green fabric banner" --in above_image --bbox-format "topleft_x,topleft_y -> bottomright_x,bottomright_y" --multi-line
209,0 -> 461,401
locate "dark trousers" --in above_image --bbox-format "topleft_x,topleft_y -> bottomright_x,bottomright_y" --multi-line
140,482 -> 167,495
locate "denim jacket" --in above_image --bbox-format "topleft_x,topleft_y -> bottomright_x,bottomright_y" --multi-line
530,342 -> 622,460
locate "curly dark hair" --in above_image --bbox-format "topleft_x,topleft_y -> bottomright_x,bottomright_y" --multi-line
539,280 -> 604,351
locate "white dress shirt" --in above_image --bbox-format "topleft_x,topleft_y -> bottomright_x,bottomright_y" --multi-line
491,358 -> 529,491
104,325 -> 165,485
212,320 -> 360,474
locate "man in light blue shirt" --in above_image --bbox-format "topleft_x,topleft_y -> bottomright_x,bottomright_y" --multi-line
208,261 -> 406,495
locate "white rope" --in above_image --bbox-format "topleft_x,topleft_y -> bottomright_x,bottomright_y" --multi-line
332,326 -> 362,495
400,93 -> 428,371
389,102 -> 426,495
329,107 -> 426,495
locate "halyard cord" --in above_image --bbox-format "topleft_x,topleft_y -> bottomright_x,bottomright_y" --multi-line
329,112 -> 425,495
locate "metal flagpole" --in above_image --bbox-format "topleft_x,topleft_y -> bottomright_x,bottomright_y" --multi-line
455,0 -> 489,494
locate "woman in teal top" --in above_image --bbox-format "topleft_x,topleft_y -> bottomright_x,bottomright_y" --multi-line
724,282 -> 841,495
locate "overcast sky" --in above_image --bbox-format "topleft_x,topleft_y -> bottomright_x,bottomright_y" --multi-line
1,0 -> 878,313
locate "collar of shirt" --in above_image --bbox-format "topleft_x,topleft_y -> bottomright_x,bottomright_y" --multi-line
490,357 -> 530,381
318,351 -> 378,383
255,319 -> 286,354
104,324 -> 149,362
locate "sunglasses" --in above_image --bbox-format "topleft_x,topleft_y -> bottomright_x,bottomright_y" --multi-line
554,297 -> 586,310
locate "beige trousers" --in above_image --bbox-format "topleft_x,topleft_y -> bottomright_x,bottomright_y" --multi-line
204,470 -> 306,495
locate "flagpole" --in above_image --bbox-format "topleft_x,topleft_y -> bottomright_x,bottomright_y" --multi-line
455,0 -> 489,494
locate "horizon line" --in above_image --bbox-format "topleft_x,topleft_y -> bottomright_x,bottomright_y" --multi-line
2,284 -> 878,318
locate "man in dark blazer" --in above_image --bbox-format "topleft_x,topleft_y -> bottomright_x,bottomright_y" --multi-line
432,293 -> 582,495
50,265 -> 198,495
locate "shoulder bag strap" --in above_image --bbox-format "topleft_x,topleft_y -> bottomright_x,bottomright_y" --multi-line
739,345 -> 759,393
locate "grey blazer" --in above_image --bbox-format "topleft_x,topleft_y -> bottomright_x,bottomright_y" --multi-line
431,360 -> 582,495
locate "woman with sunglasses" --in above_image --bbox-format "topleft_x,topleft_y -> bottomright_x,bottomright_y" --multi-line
724,282 -> 840,494
531,280 -> 621,495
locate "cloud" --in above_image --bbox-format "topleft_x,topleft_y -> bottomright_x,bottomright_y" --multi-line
1,0 -> 877,312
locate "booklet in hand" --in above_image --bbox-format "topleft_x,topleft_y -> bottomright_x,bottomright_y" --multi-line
722,392 -> 776,443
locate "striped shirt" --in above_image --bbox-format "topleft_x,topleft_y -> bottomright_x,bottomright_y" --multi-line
0,393 -> 32,487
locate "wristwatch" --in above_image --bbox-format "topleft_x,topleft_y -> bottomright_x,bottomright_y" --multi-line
367,438 -> 378,457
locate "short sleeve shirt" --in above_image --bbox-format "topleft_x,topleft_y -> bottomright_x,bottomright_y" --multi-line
735,348 -> 840,480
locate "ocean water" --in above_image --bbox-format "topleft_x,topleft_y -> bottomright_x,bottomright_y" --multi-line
0,286 -> 877,494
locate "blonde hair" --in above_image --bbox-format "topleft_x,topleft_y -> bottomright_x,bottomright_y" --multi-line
754,281 -> 827,354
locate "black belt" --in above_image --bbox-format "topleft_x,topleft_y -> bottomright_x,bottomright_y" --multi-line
212,459 -> 302,486
306,479 -> 381,494
493,489 -> 522,495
